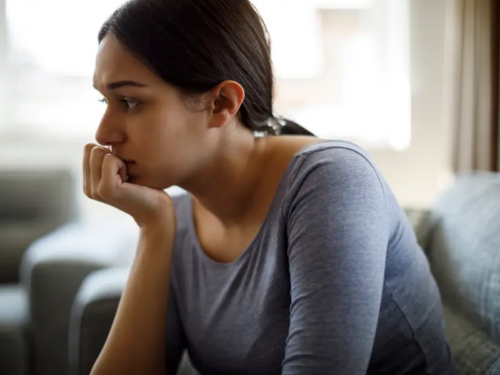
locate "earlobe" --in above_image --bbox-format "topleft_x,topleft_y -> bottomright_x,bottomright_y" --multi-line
209,80 -> 245,129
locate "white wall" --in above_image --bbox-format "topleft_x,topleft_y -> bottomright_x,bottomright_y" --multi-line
370,0 -> 453,208
0,0 -> 453,214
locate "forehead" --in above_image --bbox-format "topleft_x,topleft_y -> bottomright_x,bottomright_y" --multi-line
93,34 -> 159,86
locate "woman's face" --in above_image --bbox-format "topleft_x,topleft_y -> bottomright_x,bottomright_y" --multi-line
93,34 -> 212,190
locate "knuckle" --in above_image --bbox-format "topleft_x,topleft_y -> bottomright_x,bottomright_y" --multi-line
91,145 -> 107,156
89,185 -> 101,199
103,153 -> 114,164
97,183 -> 114,200
90,146 -> 101,157
84,144 -> 96,156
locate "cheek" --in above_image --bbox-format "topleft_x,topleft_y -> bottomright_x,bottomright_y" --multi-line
147,104 -> 207,151
135,106 -> 184,152
131,106 -> 204,184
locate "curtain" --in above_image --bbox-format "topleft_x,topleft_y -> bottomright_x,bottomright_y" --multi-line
497,0 -> 500,170
450,0 -> 500,173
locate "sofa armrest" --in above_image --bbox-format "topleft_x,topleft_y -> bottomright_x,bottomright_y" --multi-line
69,267 -> 129,375
19,220 -> 138,375
0,221 -> 67,284
69,267 -> 198,375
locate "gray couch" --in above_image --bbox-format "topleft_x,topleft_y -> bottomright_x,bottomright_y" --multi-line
0,169 -> 78,375
5,174 -> 500,374
0,170 -> 78,284
426,173 -> 500,374
4,219 -> 139,375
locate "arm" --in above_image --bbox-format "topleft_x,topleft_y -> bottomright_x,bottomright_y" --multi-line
90,225 -> 175,375
282,150 -> 390,374
71,267 -> 186,375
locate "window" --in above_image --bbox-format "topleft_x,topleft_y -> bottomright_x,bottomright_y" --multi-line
0,0 -> 8,131
3,0 -> 410,150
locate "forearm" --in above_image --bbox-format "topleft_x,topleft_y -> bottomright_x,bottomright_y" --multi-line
90,226 -> 174,375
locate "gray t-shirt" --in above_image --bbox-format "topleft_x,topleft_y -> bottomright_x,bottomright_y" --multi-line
166,141 -> 458,375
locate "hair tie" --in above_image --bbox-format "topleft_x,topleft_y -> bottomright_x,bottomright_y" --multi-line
255,115 -> 286,137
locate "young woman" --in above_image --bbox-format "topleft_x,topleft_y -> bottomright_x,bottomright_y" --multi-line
84,0 -> 458,374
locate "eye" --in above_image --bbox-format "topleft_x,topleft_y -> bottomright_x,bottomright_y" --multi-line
120,98 -> 140,112
98,98 -> 108,104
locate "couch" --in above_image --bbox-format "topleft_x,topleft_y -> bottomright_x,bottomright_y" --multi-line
0,169 -> 78,284
0,169 -> 78,375
5,174 -> 500,374
404,172 -> 500,374
2,219 -> 140,375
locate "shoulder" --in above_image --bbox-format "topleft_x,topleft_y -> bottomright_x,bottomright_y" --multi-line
293,140 -> 377,171
285,140 -> 386,198
277,140 -> 392,233
282,141 -> 394,258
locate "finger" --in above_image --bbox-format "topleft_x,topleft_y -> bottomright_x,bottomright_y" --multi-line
89,146 -> 110,200
99,154 -> 127,201
83,143 -> 96,196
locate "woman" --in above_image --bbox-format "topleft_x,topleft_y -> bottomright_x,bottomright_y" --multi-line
84,0 -> 458,374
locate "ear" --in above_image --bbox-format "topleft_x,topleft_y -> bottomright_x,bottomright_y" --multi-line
208,81 -> 245,129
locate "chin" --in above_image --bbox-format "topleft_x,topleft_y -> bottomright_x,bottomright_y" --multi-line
128,174 -> 175,191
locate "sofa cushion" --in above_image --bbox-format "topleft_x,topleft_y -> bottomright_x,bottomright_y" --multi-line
443,303 -> 500,375
426,173 -> 500,374
427,173 -> 500,341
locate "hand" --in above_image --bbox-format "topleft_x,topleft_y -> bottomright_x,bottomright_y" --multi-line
83,144 -> 176,230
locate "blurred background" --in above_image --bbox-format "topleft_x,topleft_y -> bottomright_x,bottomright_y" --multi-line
1,1 -> 500,375
0,0 -> 477,217
1,0 -> 496,215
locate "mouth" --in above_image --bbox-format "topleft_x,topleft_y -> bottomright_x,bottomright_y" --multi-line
125,161 -> 136,171
116,156 -> 135,165
112,152 -> 136,171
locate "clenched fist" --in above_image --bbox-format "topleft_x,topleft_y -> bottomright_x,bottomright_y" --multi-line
83,144 -> 176,230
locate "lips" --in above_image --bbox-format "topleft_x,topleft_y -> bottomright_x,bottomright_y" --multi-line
125,161 -> 136,170
111,152 -> 136,169
113,154 -> 134,163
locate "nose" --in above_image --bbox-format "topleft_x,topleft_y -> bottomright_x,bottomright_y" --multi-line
95,112 -> 126,146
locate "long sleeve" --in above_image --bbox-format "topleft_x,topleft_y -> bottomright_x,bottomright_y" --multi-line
282,148 -> 390,374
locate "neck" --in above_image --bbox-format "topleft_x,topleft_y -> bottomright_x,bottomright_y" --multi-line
179,126 -> 268,226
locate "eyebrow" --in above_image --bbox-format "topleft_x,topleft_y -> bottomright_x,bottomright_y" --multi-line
93,81 -> 147,91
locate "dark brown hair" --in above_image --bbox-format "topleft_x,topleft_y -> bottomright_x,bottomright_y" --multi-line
98,0 -> 314,136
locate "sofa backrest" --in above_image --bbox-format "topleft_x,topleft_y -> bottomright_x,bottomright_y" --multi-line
0,169 -> 77,223
427,172 -> 500,344
0,169 -> 79,283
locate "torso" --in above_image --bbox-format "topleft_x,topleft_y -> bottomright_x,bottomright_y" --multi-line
167,140 -> 458,375
192,136 -> 320,263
